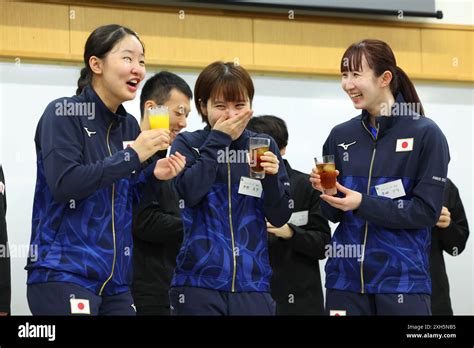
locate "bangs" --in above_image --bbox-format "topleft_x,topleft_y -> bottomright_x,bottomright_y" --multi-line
340,43 -> 369,73
210,75 -> 249,103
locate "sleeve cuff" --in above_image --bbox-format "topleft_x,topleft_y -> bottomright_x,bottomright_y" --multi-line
125,147 -> 143,172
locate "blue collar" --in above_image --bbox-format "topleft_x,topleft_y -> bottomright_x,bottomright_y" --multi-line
361,92 -> 408,138
81,84 -> 128,126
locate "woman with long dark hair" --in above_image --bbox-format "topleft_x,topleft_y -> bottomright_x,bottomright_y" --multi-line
26,24 -> 185,315
310,39 -> 450,315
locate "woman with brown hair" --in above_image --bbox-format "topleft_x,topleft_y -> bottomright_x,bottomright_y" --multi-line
169,61 -> 292,315
310,39 -> 450,315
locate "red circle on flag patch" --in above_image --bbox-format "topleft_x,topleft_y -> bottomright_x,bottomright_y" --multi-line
335,313 -> 340,316
402,141 -> 408,148
78,303 -> 84,310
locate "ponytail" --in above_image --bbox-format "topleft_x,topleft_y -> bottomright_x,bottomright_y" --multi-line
394,66 -> 425,116
76,67 -> 91,95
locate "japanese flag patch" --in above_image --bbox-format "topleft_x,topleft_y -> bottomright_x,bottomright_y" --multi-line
70,298 -> 91,315
396,138 -> 414,152
330,310 -> 347,316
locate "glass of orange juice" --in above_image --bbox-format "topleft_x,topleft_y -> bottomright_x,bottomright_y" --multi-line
148,105 -> 169,130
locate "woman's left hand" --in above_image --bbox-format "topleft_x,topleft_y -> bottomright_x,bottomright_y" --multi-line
153,152 -> 186,180
320,182 -> 362,211
260,151 -> 279,176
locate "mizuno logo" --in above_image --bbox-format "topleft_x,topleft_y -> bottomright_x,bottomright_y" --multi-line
84,127 -> 97,137
337,141 -> 356,150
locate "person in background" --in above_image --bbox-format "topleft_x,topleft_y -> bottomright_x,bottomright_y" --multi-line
0,164 -> 11,315
247,115 -> 331,315
132,71 -> 192,315
430,178 -> 469,315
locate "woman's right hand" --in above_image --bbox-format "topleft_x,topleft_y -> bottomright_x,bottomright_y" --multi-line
310,168 -> 339,194
213,109 -> 253,140
131,129 -> 171,163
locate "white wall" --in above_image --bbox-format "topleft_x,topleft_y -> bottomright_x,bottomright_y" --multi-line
1,61 -> 473,315
429,0 -> 473,25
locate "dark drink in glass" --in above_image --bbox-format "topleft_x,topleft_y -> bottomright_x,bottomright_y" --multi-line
249,137 -> 271,179
314,155 -> 337,195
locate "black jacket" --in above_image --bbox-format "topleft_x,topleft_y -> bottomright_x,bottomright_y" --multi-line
268,160 -> 331,315
430,178 -> 469,315
132,168 -> 183,308
0,165 -> 11,313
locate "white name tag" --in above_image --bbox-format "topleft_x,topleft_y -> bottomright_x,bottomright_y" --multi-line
288,210 -> 309,226
123,141 -> 134,150
238,177 -> 263,198
374,179 -> 406,199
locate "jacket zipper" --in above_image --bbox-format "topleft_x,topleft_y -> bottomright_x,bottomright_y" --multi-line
99,122 -> 117,295
359,121 -> 379,294
227,161 -> 237,292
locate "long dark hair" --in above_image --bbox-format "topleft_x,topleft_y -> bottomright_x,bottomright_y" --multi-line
76,24 -> 145,95
340,39 -> 424,116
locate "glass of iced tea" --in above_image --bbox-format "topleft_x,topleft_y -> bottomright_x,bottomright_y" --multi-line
315,155 -> 337,195
249,137 -> 271,179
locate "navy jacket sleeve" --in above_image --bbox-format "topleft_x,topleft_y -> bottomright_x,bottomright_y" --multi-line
434,180 -> 469,255
130,151 -> 166,208
38,102 -> 142,203
355,122 -> 450,229
0,165 -> 11,313
170,130 -> 232,207
261,139 -> 292,227
320,131 -> 344,223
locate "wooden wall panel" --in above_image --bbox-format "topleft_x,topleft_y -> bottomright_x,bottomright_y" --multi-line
0,1 -> 69,59
0,1 -> 472,82
69,6 -> 253,67
421,29 -> 473,80
253,19 -> 422,76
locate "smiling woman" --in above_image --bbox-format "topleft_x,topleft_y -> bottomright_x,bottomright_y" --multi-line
76,24 -> 146,111
25,24 -> 187,316
310,39 -> 450,316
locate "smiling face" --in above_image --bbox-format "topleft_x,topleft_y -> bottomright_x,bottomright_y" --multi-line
203,93 -> 251,128
341,54 -> 395,118
341,55 -> 382,111
163,89 -> 191,142
91,34 -> 146,111
142,88 -> 191,142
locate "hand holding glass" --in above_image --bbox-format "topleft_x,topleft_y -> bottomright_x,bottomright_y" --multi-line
249,137 -> 270,179
315,155 -> 337,195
